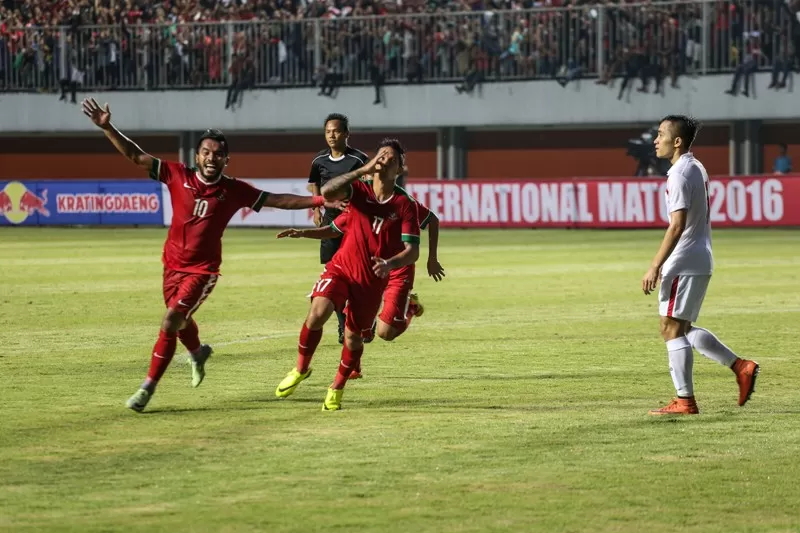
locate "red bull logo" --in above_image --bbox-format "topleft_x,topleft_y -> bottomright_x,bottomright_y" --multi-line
0,181 -> 50,224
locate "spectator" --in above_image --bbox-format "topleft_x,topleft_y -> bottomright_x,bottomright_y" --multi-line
773,144 -> 792,175
0,0 -> 797,99
725,34 -> 763,98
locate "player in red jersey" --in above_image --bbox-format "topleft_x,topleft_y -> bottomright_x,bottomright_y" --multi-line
276,200 -> 445,379
275,139 -> 421,410
81,98 -> 342,413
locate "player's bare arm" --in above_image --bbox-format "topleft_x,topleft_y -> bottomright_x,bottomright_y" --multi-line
262,194 -> 345,211
320,148 -> 390,200
81,98 -> 154,172
309,183 -> 324,226
642,209 -> 687,295
426,215 -> 446,282
276,227 -> 339,240
372,243 -> 420,278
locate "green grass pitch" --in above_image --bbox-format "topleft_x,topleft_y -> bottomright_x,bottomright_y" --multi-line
1,227 -> 799,533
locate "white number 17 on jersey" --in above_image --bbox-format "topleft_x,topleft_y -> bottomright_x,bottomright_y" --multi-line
372,216 -> 384,234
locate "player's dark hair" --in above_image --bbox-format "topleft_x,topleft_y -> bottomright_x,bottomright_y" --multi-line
661,115 -> 701,150
196,129 -> 229,155
377,137 -> 406,168
324,113 -> 349,132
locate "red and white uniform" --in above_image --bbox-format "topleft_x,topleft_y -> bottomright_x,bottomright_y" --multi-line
151,159 -> 267,318
310,179 -> 420,334
331,201 -> 434,325
658,152 -> 714,322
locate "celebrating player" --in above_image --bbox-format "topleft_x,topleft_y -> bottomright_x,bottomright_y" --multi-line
81,98 -> 343,413
276,200 -> 445,377
308,113 -> 370,344
643,115 -> 759,416
275,139 -> 420,410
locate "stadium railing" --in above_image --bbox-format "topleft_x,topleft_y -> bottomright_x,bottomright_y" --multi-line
0,0 -> 794,93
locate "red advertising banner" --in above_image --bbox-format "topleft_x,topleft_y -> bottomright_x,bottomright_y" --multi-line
404,176 -> 800,228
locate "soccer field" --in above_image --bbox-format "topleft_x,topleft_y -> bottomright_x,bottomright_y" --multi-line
1,227 -> 799,533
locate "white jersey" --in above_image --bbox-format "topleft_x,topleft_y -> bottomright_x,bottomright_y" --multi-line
662,152 -> 714,276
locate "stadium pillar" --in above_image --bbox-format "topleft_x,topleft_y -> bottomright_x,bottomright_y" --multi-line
745,120 -> 762,174
730,120 -> 762,176
446,127 -> 467,180
437,128 -> 445,179
729,122 -> 741,176
179,132 -> 196,166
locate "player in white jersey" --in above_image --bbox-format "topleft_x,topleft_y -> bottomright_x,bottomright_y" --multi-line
642,115 -> 760,416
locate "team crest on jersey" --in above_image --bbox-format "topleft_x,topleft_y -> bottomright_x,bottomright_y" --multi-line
388,212 -> 398,220
216,192 -> 226,201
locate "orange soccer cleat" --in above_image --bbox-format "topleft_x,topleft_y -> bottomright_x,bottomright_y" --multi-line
648,397 -> 700,416
732,359 -> 760,407
348,370 -> 363,380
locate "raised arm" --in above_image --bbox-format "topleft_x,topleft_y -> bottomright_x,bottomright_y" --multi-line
320,148 -> 388,200
82,98 -> 155,173
425,214 -> 446,282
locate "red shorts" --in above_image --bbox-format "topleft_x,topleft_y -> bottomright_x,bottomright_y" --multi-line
163,268 -> 219,319
310,266 -> 384,336
379,272 -> 414,325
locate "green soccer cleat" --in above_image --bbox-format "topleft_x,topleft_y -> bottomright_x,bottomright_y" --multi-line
126,388 -> 151,413
322,387 -> 344,411
190,344 -> 213,388
409,292 -> 424,317
275,368 -> 313,398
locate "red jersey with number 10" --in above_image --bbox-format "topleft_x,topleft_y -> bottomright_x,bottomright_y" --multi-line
151,159 -> 268,274
328,179 -> 420,285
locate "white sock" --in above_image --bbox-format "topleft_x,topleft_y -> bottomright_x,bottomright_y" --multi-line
686,326 -> 738,368
666,336 -> 694,397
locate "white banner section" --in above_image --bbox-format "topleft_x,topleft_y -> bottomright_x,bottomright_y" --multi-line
162,179 -> 316,227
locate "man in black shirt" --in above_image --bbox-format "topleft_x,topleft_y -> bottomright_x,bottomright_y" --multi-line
307,113 -> 369,344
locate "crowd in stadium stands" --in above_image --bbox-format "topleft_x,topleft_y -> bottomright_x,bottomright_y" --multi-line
1,0 -> 799,105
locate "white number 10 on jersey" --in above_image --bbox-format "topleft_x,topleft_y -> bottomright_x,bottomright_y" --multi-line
193,199 -> 209,217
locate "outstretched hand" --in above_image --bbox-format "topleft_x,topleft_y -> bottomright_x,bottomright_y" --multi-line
427,258 -> 446,282
371,256 -> 392,278
81,98 -> 111,129
276,229 -> 305,239
324,198 -> 349,211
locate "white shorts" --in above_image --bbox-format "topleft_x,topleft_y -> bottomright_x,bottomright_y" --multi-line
658,274 -> 711,322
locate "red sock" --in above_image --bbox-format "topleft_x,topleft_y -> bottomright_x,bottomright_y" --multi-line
296,323 -> 323,373
146,330 -> 178,386
178,319 -> 201,354
332,345 -> 363,389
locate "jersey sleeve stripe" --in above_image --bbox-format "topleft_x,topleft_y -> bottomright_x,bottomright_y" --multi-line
347,152 -> 366,165
330,221 -> 344,234
149,158 -> 161,181
419,211 -> 433,230
252,191 -> 268,212
401,234 -> 420,244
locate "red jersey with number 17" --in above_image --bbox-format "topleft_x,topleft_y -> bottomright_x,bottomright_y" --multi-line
332,200 -> 433,282
151,159 -> 268,275
328,179 -> 420,286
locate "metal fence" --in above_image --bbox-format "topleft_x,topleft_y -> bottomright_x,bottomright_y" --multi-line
0,0 -> 797,94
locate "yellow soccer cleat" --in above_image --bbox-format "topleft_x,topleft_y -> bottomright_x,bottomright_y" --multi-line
322,388 -> 344,411
409,293 -> 424,317
275,368 -> 313,398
